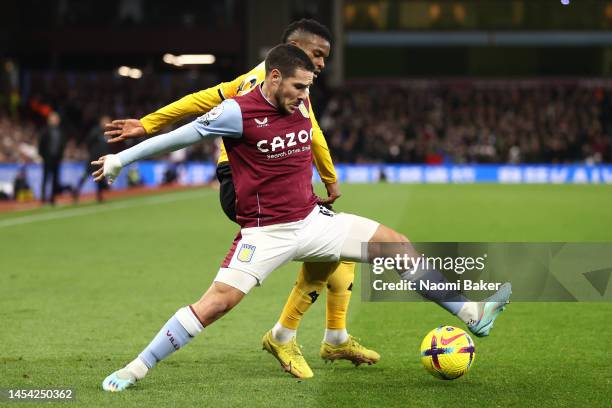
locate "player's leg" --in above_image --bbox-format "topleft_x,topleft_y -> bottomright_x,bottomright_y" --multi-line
268,259 -> 379,370
297,208 -> 510,339
274,261 -> 333,339
294,208 -> 381,364
215,164 -> 315,378
102,279 -> 252,392
361,223 -> 511,337
320,261 -> 380,365
263,261 -> 332,379
324,261 -> 353,341
103,226 -> 297,391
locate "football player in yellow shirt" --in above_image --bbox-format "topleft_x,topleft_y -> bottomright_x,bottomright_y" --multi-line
104,19 -> 379,378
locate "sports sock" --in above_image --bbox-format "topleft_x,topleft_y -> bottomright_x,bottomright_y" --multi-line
278,262 -> 330,330
137,306 -> 203,370
271,322 -> 296,344
456,302 -> 480,326
124,357 -> 149,380
325,261 -> 355,330
400,266 -> 468,316
324,328 -> 349,345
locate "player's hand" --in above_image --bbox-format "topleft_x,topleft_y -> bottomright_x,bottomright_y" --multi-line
91,154 -> 123,184
318,181 -> 341,205
104,119 -> 147,143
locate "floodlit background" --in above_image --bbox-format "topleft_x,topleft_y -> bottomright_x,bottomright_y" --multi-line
0,1 -> 610,406
1,0 -> 612,199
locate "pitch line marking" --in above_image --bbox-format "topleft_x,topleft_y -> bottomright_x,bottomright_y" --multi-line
0,190 -> 212,229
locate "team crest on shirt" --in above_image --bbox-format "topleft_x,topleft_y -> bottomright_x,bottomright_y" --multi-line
237,244 -> 256,263
298,102 -> 309,118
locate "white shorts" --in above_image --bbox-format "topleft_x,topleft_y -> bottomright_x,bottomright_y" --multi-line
214,205 -> 380,293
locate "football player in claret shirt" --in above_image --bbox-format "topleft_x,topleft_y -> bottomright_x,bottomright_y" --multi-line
95,44 -> 511,392
104,19 -> 380,378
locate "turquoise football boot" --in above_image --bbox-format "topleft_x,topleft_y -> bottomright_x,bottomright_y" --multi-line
467,282 -> 512,337
102,369 -> 137,392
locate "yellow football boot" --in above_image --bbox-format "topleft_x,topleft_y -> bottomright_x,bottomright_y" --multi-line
262,330 -> 314,379
320,335 -> 381,366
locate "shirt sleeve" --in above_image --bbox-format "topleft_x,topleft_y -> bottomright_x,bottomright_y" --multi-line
140,75 -> 248,135
309,101 -> 338,184
119,99 -> 243,166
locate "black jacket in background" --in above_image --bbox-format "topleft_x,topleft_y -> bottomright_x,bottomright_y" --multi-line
38,125 -> 66,163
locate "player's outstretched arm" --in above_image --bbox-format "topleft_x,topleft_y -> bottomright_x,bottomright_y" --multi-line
93,100 -> 243,183
104,88 -> 224,143
93,122 -> 204,183
308,101 -> 341,205
104,119 -> 147,143
104,73 -> 251,143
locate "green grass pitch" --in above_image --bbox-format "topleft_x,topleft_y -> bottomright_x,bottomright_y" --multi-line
1,184 -> 611,407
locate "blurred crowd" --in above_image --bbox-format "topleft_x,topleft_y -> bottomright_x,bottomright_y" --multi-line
1,77 -> 611,167
320,82 -> 612,164
0,71 -> 220,164
0,116 -> 42,163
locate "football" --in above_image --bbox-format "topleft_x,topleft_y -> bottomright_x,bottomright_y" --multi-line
420,326 -> 475,380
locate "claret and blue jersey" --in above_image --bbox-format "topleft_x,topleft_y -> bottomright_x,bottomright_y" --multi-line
218,85 -> 317,228
118,84 -> 317,229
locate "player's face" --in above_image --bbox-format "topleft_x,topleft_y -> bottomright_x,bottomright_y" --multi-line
275,68 -> 314,115
291,35 -> 331,78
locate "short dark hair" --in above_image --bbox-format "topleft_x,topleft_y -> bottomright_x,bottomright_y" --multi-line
265,44 -> 315,78
281,18 -> 332,44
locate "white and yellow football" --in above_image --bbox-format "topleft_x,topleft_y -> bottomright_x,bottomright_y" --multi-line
420,326 -> 475,380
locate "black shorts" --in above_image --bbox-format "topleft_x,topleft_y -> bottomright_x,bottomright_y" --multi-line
216,162 -> 237,223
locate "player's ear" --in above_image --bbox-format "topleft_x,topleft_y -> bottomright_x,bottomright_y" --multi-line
270,68 -> 282,85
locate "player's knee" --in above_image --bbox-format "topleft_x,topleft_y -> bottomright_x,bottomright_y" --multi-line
192,283 -> 244,324
371,225 -> 409,244
301,262 -> 337,284
384,229 -> 409,244
210,285 -> 243,312
208,295 -> 236,315
192,295 -> 234,324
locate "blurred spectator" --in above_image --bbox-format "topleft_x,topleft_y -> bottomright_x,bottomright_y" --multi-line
127,167 -> 143,187
73,115 -> 110,203
13,166 -> 33,202
0,116 -> 38,163
163,148 -> 187,185
38,111 -> 66,204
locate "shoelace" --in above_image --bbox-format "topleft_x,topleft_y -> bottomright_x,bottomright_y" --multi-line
348,336 -> 366,351
287,340 -> 305,357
